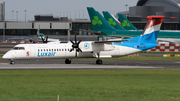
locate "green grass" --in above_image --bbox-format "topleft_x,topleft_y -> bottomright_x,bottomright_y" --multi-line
0,70 -> 180,101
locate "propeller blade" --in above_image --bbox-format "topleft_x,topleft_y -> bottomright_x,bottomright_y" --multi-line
69,48 -> 74,52
45,36 -> 48,43
78,48 -> 82,53
70,40 -> 74,44
75,33 -> 77,43
75,49 -> 77,58
77,40 -> 82,45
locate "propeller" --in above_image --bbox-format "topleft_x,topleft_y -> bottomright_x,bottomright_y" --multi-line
69,32 -> 82,58
41,36 -> 48,43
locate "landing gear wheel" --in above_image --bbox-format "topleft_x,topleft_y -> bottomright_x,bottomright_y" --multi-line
96,59 -> 102,65
65,59 -> 71,64
10,61 -> 15,65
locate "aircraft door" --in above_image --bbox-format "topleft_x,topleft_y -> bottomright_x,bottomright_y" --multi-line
29,46 -> 36,57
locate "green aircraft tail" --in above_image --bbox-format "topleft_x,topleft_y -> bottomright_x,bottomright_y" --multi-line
118,14 -> 138,30
87,7 -> 115,31
102,11 -> 125,30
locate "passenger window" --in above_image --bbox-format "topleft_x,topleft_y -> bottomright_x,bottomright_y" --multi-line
41,49 -> 43,51
38,49 -> 40,51
46,49 -> 48,51
44,49 -> 45,51
65,49 -> 66,51
59,49 -> 61,51
54,49 -> 56,51
49,49 -> 51,51
62,49 -> 64,51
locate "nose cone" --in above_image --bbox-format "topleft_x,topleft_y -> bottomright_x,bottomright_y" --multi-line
2,51 -> 14,59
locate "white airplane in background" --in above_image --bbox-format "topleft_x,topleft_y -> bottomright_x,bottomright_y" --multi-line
3,15 -> 170,65
37,25 -> 60,43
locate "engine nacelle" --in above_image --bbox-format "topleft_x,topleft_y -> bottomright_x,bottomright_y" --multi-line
79,41 -> 115,52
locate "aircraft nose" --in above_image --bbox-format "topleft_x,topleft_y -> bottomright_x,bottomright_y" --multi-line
2,51 -> 14,59
3,53 -> 10,59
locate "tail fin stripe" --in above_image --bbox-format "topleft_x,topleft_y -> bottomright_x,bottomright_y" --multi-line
146,19 -> 163,29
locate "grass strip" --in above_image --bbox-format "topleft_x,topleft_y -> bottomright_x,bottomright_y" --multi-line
0,69 -> 180,101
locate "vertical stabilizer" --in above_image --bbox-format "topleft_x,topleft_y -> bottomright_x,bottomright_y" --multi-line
102,11 -> 125,30
87,7 -> 115,31
139,16 -> 164,43
118,14 -> 138,30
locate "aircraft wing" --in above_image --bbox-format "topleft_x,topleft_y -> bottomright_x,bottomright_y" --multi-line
94,39 -> 129,43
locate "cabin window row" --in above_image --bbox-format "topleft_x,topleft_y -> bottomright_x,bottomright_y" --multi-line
38,49 -> 70,52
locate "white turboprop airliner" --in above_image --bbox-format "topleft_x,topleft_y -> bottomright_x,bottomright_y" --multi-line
3,15 -> 168,65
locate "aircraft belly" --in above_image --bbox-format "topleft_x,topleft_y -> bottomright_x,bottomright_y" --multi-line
108,46 -> 141,57
78,53 -> 93,58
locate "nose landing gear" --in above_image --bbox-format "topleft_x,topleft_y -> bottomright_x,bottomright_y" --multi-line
9,59 -> 15,65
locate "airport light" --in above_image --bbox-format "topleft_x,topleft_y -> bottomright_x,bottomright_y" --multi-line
12,10 -> 14,21
25,10 -> 27,22
125,4 -> 128,18
70,11 -> 71,19
75,11 -> 76,19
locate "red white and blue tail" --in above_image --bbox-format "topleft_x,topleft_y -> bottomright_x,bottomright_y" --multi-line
139,16 -> 165,43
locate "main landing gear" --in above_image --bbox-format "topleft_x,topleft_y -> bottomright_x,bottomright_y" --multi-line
96,59 -> 103,65
65,59 -> 71,64
96,53 -> 102,65
9,59 -> 15,65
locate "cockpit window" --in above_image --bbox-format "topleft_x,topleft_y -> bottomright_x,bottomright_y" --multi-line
13,47 -> 25,50
19,47 -> 25,50
13,47 -> 19,50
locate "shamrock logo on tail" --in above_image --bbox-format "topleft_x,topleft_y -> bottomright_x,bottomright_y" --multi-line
122,20 -> 130,28
92,16 -> 102,26
108,18 -> 116,27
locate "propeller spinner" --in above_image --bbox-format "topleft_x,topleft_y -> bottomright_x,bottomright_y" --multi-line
69,32 -> 82,57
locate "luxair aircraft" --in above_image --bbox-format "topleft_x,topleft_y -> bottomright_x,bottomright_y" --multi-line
3,15 -> 167,65
117,13 -> 180,43
87,7 -> 180,43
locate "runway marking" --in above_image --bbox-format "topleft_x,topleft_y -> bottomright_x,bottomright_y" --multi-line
0,63 -> 9,65
0,64 -> 164,70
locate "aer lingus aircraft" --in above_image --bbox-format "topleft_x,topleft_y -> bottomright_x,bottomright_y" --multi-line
117,13 -> 139,30
87,7 -> 180,43
3,15 -> 167,65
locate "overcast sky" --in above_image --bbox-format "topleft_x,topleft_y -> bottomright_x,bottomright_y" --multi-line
2,0 -> 138,21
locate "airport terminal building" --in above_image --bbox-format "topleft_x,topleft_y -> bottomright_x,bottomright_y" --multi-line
1,0 -> 180,38
127,0 -> 180,30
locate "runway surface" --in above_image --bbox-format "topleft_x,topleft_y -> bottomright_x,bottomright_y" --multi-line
0,59 -> 180,70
